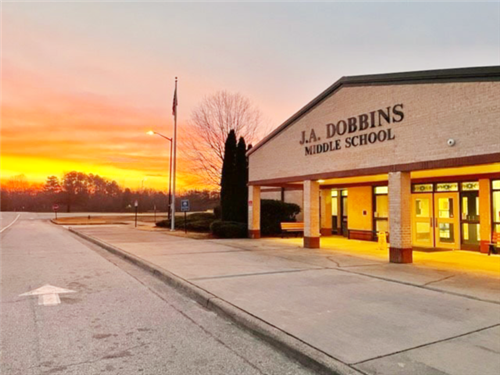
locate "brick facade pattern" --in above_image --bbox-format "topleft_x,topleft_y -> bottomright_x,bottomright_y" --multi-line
388,172 -> 412,249
249,82 -> 500,183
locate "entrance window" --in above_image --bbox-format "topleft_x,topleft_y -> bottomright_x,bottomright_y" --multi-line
374,186 -> 388,195
374,186 -> 388,234
331,190 -> 339,234
411,181 -> 484,251
438,223 -> 455,243
413,184 -> 433,193
416,222 -> 432,241
461,196 -> 480,218
415,198 -> 431,217
437,197 -> 454,218
341,190 -> 348,237
436,183 -> 459,192
493,181 -> 500,234
461,187 -> 480,249
461,181 -> 479,191
331,190 -> 338,216
462,223 -> 480,241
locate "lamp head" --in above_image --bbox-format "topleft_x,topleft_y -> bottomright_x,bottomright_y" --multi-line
147,130 -> 155,136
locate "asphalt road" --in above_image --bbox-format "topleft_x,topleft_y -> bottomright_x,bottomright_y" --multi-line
0,212 -> 315,375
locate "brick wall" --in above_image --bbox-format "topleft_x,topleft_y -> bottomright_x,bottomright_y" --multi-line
388,172 -> 412,249
303,181 -> 320,238
249,82 -> 500,183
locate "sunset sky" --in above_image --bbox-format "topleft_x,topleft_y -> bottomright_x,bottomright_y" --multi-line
2,1 -> 499,191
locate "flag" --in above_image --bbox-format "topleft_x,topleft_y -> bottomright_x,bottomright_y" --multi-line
172,78 -> 178,117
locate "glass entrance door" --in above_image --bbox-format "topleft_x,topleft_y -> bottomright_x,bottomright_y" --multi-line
331,190 -> 339,235
461,191 -> 480,250
412,194 -> 434,248
434,193 -> 460,249
341,191 -> 348,237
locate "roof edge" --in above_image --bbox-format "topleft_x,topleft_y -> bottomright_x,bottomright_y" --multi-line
247,65 -> 500,157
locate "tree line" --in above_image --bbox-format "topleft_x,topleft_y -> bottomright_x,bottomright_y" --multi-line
1,172 -> 219,213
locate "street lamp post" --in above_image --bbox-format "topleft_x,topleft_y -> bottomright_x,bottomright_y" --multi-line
147,131 -> 173,221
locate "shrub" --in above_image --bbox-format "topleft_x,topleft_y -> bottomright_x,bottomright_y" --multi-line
156,212 -> 216,232
213,205 -> 222,219
210,220 -> 247,238
184,213 -> 215,222
261,199 -> 301,236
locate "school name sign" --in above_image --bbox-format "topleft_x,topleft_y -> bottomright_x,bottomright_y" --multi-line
299,104 -> 404,156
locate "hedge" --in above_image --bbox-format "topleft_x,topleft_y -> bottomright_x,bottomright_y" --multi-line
210,220 -> 247,238
156,212 -> 216,232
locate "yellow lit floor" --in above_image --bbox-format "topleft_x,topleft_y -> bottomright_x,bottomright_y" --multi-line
271,236 -> 500,278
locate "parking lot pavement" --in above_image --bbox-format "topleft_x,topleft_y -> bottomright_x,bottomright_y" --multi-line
71,225 -> 500,375
0,214 -> 317,375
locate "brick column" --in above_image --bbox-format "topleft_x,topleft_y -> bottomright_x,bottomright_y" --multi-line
320,189 -> 332,236
479,179 -> 492,253
388,172 -> 412,263
304,180 -> 320,248
248,186 -> 261,239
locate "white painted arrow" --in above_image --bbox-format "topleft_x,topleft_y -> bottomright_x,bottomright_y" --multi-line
20,284 -> 76,306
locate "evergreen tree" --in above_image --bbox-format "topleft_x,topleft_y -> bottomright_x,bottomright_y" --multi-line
220,130 -> 238,221
235,137 -> 248,224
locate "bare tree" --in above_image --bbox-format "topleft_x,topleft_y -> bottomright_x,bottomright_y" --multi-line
184,91 -> 263,187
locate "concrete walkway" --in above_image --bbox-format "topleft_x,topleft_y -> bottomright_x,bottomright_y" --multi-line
69,225 -> 500,375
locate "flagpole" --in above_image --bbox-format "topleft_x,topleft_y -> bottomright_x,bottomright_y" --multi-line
171,77 -> 178,231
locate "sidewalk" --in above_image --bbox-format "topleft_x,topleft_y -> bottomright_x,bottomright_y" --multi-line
69,225 -> 500,375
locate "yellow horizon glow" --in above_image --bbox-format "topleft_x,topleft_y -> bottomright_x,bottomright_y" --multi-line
1,154 -> 205,192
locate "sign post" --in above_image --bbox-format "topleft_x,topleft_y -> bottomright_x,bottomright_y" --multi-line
134,200 -> 138,227
52,204 -> 59,220
180,199 -> 190,234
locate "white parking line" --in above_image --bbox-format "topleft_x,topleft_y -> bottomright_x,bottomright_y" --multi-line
0,214 -> 21,233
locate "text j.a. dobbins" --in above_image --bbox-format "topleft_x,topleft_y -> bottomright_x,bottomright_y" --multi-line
300,104 -> 404,156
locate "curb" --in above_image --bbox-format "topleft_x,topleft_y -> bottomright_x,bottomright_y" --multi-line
69,227 -> 363,375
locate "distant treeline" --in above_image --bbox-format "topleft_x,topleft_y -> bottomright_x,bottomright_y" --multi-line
0,172 -> 219,213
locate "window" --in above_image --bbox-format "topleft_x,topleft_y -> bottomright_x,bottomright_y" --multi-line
412,184 -> 433,193
436,183 -> 458,192
375,195 -> 388,218
415,197 -> 431,218
342,195 -> 348,215
374,186 -> 388,233
331,197 -> 338,216
437,197 -> 453,218
493,181 -> 500,234
374,186 -> 388,195
461,182 -> 479,191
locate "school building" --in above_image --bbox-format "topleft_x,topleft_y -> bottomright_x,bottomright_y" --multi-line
247,66 -> 500,263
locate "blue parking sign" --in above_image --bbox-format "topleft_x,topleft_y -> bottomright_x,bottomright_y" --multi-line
181,199 -> 190,212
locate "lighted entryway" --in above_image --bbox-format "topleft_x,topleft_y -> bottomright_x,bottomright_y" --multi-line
246,235 -> 500,277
